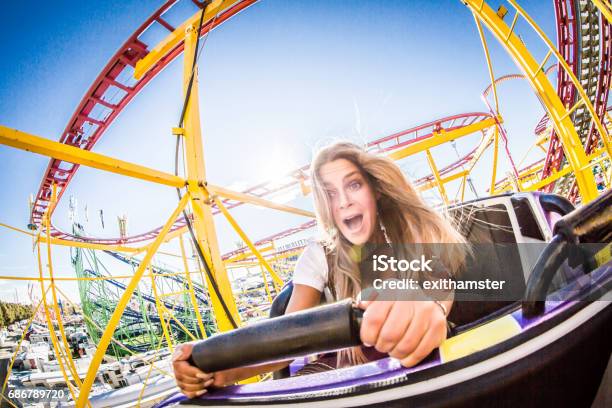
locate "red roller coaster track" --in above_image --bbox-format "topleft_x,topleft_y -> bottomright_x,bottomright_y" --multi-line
541,0 -> 611,201
30,0 -> 258,228
540,0 -> 580,184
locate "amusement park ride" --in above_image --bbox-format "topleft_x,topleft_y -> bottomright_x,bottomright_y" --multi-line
0,0 -> 610,407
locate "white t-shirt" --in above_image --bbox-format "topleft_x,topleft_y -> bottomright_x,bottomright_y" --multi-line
292,242 -> 329,292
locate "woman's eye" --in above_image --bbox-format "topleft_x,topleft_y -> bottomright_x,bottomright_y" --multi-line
348,181 -> 361,191
327,190 -> 337,198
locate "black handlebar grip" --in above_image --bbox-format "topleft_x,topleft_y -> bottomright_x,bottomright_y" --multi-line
553,188 -> 611,241
187,299 -> 363,373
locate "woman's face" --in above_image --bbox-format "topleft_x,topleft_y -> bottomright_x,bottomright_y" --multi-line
319,158 -> 378,245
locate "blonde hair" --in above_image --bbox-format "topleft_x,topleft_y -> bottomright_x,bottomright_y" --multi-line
310,141 -> 467,366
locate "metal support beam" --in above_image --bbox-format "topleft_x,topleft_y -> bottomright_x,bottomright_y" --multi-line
490,127 -> 499,194
388,117 -> 498,161
0,125 -> 185,188
417,171 -> 468,192
208,184 -> 315,218
213,196 -> 284,289
181,24 -> 241,332
425,149 -> 449,205
179,234 -> 207,339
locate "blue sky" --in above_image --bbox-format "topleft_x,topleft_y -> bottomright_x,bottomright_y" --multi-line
0,0 -> 557,303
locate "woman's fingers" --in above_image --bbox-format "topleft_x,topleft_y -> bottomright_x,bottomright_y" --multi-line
176,372 -> 215,398
399,315 -> 446,367
374,301 -> 414,353
173,360 -> 211,379
174,372 -> 205,385
388,302 -> 431,360
179,377 -> 214,390
359,300 -> 394,347
178,382 -> 207,392
196,372 -> 214,381
173,343 -> 212,378
183,389 -> 208,399
177,378 -> 215,398
172,342 -> 216,398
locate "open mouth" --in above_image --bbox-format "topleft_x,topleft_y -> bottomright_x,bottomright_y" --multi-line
343,214 -> 363,232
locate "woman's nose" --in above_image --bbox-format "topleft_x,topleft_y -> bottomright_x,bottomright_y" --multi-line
338,190 -> 351,209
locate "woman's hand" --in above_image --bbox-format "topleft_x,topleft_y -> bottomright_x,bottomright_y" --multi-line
358,297 -> 448,367
172,342 -> 227,399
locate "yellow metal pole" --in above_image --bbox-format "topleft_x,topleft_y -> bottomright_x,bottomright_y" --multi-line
161,225 -> 189,245
76,193 -> 189,407
388,117 -> 498,161
2,198 -> 143,255
213,196 -> 284,288
36,240 -> 79,403
417,171 -> 467,192
160,304 -> 198,341
44,215 -> 84,390
179,234 -> 207,338
36,183 -> 85,400
1,393 -> 19,408
181,23 -> 241,332
425,149 -> 449,205
42,182 -> 86,391
270,241 -> 282,293
225,244 -> 275,264
0,270 -> 208,282
136,339 -> 163,406
259,264 -> 273,304
189,238 -> 210,307
1,296 -> 45,399
47,237 -> 143,253
490,126 -> 500,194
54,285 -> 173,378
524,164 -> 574,191
0,125 -> 185,188
208,184 -> 315,218
494,161 -> 546,192
473,15 -> 500,113
148,265 -> 174,352
594,0 -> 612,23
465,129 -> 496,171
517,141 -> 538,169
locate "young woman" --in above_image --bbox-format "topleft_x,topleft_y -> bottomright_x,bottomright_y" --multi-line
173,141 -> 467,398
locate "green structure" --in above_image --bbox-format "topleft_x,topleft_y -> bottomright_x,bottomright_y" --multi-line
71,226 -> 215,357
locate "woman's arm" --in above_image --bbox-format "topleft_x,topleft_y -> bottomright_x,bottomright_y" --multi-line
173,284 -> 322,397
285,283 -> 323,313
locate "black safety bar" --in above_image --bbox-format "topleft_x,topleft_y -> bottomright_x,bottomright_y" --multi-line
538,193 -> 575,218
523,189 -> 611,317
188,299 -> 363,373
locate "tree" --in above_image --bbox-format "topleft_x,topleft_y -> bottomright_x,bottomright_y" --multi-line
0,301 -> 33,328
